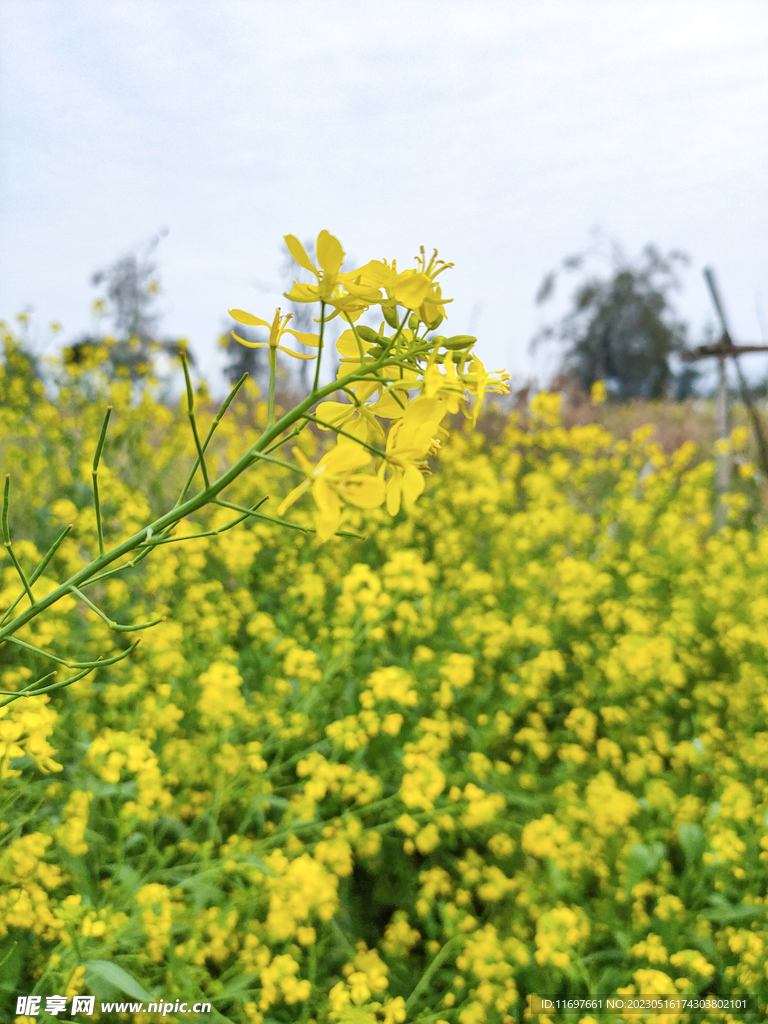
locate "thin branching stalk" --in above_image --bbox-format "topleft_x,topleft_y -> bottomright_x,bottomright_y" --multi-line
2,475 -> 35,606
311,300 -> 326,394
0,358 -> 389,692
176,372 -> 249,508
180,352 -> 209,488
91,404 -> 112,555
268,347 -> 277,428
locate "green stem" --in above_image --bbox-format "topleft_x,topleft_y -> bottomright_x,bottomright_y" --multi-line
298,942 -> 318,1024
2,475 -> 35,606
213,499 -> 365,540
263,739 -> 332,779
249,452 -> 303,473
28,525 -> 73,588
5,633 -> 140,669
263,426 -> 304,455
0,665 -> 96,707
343,313 -> 366,361
0,670 -> 56,696
0,528 -> 72,622
0,360 -> 390,686
142,496 -> 270,545
329,917 -> 357,959
181,353 -> 210,488
80,525 -> 175,587
5,547 -> 34,607
405,936 -> 463,1014
69,585 -> 163,633
268,347 -> 277,428
311,301 -> 326,395
176,372 -> 249,508
92,405 -> 112,556
301,413 -> 385,458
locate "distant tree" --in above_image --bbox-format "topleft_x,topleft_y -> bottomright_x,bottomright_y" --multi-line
63,229 -> 192,384
532,237 -> 695,401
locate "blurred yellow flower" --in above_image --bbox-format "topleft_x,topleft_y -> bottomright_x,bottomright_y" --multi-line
379,396 -> 446,515
277,444 -> 385,541
229,307 -> 318,361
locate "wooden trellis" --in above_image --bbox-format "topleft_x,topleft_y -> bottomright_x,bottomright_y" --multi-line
679,268 -> 768,518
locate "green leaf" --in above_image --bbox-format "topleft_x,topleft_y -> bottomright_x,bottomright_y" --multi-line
240,854 -> 276,877
625,841 -> 666,891
703,896 -> 767,924
677,823 -> 705,866
212,972 -> 259,1000
83,961 -> 153,1002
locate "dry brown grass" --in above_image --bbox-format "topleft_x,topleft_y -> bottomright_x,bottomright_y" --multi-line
474,378 -> 758,458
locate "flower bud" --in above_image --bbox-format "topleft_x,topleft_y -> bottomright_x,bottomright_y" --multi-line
356,326 -> 380,344
442,335 -> 476,350
382,305 -> 400,329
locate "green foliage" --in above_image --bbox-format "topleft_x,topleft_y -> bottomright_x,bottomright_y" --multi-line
1,384 -> 767,1021
2,232 -> 767,1023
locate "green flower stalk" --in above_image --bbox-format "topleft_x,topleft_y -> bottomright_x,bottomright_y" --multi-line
0,231 -> 508,705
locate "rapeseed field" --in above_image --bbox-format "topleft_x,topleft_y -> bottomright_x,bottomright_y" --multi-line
1,235 -> 767,1023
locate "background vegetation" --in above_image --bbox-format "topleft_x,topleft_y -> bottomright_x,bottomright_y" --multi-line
2,234 -> 768,1023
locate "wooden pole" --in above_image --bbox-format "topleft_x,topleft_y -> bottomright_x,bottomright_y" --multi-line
715,353 -> 730,527
679,270 -> 768,524
700,267 -> 768,525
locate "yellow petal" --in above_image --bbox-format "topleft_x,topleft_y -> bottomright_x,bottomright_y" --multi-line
284,282 -> 319,304
341,474 -> 386,509
343,280 -> 383,300
284,235 -> 316,274
346,380 -> 381,406
313,481 -> 341,541
336,329 -> 371,359
423,363 -> 444,399
392,271 -> 431,311
277,478 -> 311,516
386,472 -> 402,516
277,345 -> 317,360
356,259 -> 397,288
371,391 -> 407,419
231,331 -> 267,350
323,443 -> 371,473
362,410 -> 386,446
315,401 -> 355,430
336,415 -> 368,445
283,329 -> 320,347
469,357 -> 488,425
401,464 -> 426,509
316,230 -> 345,275
403,395 -> 443,430
292,447 -> 315,474
228,309 -> 270,328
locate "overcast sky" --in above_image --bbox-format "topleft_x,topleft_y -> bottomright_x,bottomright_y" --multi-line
1,0 -> 767,394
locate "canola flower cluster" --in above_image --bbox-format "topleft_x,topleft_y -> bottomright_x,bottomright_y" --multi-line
0,231 -> 508,714
1,252 -> 768,1022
